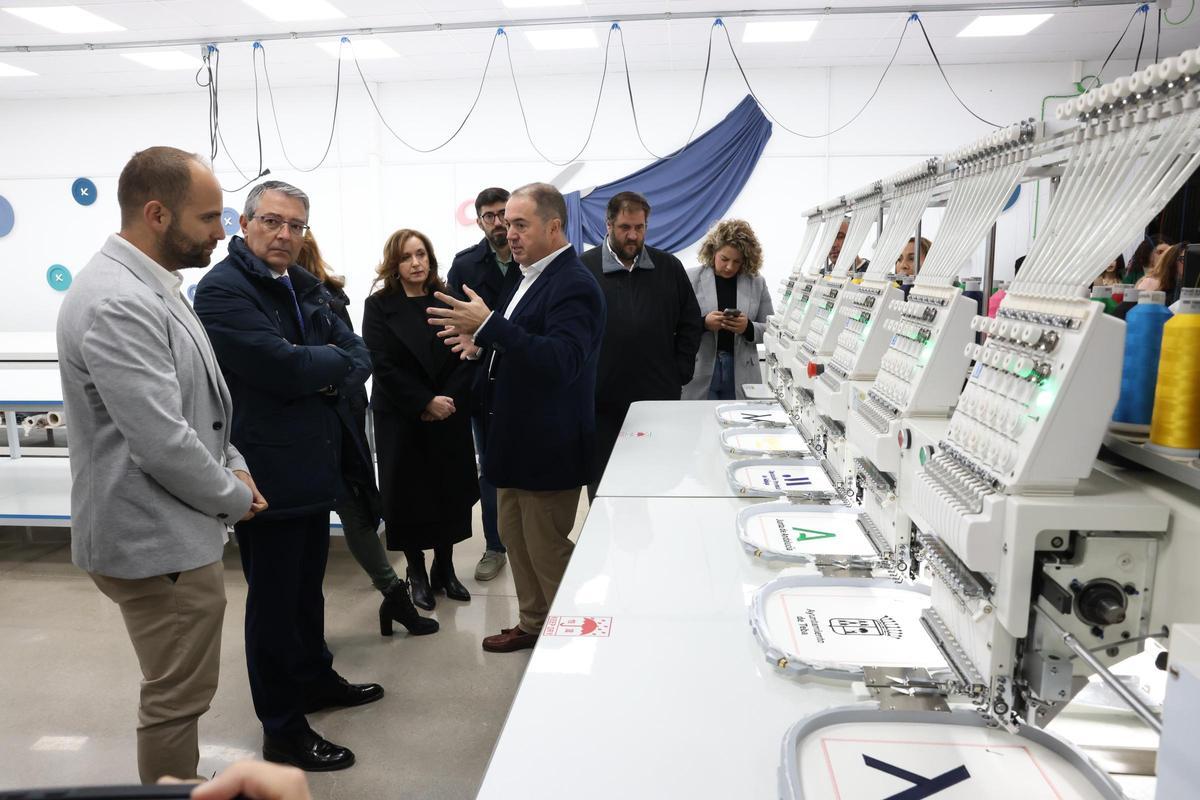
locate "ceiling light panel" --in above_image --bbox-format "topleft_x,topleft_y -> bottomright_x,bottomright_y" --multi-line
502,0 -> 583,7
317,39 -> 399,59
242,0 -> 345,22
743,21 -> 819,43
0,62 -> 37,77
3,5 -> 125,33
524,28 -> 598,50
122,51 -> 203,71
958,14 -> 1053,38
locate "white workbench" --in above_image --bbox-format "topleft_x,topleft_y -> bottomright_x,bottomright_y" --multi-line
0,364 -> 65,458
0,458 -> 346,533
0,331 -> 57,362
475,496 -> 858,800
596,400 -> 755,498
0,457 -> 72,526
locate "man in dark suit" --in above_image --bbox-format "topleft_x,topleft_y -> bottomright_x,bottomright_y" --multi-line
429,182 -> 605,653
446,187 -> 521,583
580,191 -> 703,500
194,180 -> 380,772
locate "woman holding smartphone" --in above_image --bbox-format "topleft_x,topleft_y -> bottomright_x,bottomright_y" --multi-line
683,219 -> 774,401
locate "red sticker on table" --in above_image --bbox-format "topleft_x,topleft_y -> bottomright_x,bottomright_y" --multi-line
619,431 -> 651,438
543,615 -> 612,637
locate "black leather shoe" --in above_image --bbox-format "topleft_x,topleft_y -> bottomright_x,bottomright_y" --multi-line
302,676 -> 384,713
263,729 -> 355,772
379,581 -> 439,637
407,564 -> 435,611
431,558 -> 471,602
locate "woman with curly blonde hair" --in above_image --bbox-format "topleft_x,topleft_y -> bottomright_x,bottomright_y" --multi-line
683,219 -> 774,400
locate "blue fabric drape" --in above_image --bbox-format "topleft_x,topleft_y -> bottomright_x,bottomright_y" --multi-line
564,95 -> 772,253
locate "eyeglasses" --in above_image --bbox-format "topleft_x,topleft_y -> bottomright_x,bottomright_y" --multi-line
480,211 -> 507,225
251,214 -> 310,236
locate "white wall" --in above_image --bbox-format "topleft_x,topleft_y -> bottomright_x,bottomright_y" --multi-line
0,59 -> 1105,332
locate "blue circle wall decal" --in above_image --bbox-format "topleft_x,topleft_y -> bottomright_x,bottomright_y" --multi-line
0,194 -> 13,237
221,207 -> 239,235
47,264 -> 72,291
71,178 -> 98,206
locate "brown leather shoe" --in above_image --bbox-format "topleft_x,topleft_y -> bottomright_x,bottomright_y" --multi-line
483,626 -> 538,653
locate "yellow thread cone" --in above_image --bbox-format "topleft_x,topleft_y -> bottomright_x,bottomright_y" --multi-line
1149,312 -> 1200,453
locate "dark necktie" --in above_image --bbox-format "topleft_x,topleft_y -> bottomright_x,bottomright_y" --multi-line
277,273 -> 306,336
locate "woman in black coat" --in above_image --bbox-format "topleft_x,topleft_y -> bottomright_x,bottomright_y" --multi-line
362,229 -> 480,610
298,230 -> 437,638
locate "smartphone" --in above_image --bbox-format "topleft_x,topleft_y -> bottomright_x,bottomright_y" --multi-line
0,787 -> 203,800
722,308 -> 743,318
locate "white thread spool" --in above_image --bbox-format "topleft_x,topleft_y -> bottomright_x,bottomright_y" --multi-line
1180,49 -> 1199,76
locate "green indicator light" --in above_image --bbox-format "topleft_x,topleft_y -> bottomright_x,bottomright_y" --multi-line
1036,389 -> 1055,410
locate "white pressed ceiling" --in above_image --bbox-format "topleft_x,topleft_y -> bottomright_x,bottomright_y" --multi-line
0,0 -> 1196,99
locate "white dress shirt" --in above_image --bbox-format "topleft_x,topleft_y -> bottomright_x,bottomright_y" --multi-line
476,242 -> 571,338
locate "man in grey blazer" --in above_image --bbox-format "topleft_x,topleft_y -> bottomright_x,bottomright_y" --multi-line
56,147 -> 266,783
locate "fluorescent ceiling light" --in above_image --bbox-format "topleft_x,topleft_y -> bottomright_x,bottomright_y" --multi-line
317,39 -> 398,59
3,5 -> 124,33
503,0 -> 583,7
524,28 -> 598,50
242,0 -> 344,22
743,21 -> 819,43
0,61 -> 37,77
122,51 -> 203,71
958,14 -> 1052,37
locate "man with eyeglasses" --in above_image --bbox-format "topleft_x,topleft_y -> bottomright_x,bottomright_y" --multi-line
194,180 -> 379,773
446,187 -> 521,583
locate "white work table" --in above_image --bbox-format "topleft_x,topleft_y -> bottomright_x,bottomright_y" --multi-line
0,457 -> 73,526
0,331 -> 58,362
596,400 -> 748,498
0,366 -> 64,410
475,496 -> 858,800
0,457 -> 345,533
0,364 -> 65,458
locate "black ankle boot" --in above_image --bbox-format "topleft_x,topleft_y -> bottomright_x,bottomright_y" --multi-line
379,581 -> 439,637
431,557 -> 471,602
407,557 -> 435,611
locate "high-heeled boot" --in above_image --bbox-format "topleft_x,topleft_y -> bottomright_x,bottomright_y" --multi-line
379,581 -> 439,637
406,553 -> 435,611
431,552 -> 471,602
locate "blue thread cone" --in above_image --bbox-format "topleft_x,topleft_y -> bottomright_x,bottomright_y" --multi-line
1112,300 -> 1172,430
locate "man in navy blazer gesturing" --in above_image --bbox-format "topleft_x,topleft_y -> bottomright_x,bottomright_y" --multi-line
429,182 -> 605,653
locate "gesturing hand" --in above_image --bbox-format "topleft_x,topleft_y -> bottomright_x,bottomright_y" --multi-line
423,395 -> 456,421
436,325 -> 483,361
427,285 -> 492,336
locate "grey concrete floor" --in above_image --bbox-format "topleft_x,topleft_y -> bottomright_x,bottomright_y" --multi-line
0,498 -> 588,799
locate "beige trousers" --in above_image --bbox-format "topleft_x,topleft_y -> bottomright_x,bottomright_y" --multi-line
91,560 -> 226,783
497,486 -> 581,634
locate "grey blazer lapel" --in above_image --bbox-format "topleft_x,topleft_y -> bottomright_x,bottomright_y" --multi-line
100,239 -> 225,397
691,266 -> 715,311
